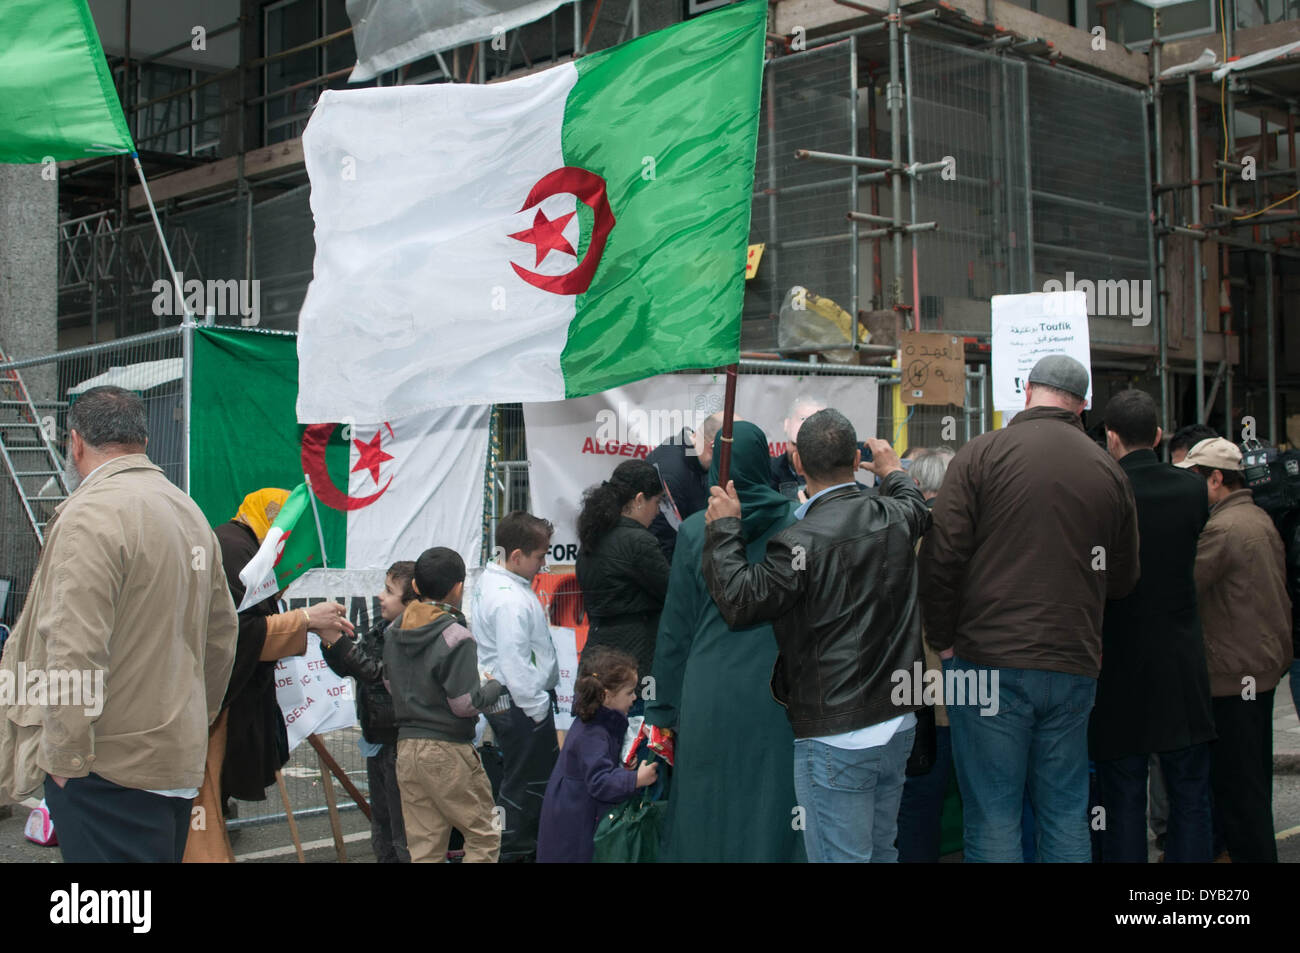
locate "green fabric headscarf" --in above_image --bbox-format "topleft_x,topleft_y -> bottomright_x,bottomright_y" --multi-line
707,420 -> 793,542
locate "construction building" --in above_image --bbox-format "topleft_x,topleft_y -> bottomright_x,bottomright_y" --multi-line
0,0 -> 1298,621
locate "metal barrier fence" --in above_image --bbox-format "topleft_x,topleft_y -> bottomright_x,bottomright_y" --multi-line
0,337 -> 990,848
0,328 -> 184,625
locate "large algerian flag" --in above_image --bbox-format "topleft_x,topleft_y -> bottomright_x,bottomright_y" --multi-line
296,0 -> 766,424
191,328 -> 491,573
237,483 -> 321,610
0,0 -> 134,163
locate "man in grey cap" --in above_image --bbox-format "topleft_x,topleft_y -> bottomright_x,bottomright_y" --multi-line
918,354 -> 1139,862
1177,437 -> 1292,862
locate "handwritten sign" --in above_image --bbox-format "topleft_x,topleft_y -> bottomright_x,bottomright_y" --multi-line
275,633 -> 356,752
900,332 -> 965,406
745,243 -> 765,279
991,291 -> 1092,418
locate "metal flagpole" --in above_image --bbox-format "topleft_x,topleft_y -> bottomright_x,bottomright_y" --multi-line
304,473 -> 330,569
131,153 -> 195,490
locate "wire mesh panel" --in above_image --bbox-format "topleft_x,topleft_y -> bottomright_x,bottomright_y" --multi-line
253,184 -> 316,331
0,329 -> 183,623
1027,62 -> 1155,347
744,42 -> 856,351
908,38 -> 1032,334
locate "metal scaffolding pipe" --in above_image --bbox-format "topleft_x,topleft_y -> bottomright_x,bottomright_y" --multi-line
904,28 -> 921,327
1267,250 -> 1277,444
850,35 -> 861,350
846,210 -> 898,226
1189,73 -> 1205,423
803,8 -> 938,50
796,149 -> 893,169
1153,7 -> 1170,450
888,0 -> 905,324
855,222 -> 938,239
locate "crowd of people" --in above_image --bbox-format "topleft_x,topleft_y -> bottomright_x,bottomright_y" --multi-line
1,351 -> 1297,864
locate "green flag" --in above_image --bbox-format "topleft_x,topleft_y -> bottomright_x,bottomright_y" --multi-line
0,0 -> 134,163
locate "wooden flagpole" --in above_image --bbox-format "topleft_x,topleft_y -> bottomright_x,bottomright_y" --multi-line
715,364 -> 739,487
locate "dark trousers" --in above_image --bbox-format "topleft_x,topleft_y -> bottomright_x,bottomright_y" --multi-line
368,745 -> 409,863
1097,744 -> 1213,863
486,704 -> 557,862
44,772 -> 192,863
1211,690 -> 1278,863
897,725 -> 953,863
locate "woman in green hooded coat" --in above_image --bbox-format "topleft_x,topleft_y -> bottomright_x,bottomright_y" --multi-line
644,421 -> 805,862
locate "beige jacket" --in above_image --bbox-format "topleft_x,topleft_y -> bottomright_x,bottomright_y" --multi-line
0,454 -> 238,802
1194,488 -> 1293,698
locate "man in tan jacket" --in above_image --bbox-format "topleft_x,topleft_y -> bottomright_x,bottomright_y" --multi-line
1178,436 -> 1293,863
0,385 -> 238,862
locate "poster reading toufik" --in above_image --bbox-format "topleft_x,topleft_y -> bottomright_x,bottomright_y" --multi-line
990,291 -> 1093,418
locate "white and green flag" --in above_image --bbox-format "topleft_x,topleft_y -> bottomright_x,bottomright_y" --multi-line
237,483 -> 319,611
296,0 -> 766,423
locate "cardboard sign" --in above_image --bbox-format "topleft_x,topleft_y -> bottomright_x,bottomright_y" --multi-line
900,332 -> 965,406
745,243 -> 765,279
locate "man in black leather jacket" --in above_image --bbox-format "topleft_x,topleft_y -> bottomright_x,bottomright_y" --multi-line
702,409 -> 930,862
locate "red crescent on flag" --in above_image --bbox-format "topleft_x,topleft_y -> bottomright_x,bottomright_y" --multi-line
510,166 -> 615,295
301,422 -> 393,511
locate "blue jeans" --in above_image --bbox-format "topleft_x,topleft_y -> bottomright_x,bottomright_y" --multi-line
896,725 -> 952,863
1096,744 -> 1212,863
944,656 -> 1096,862
793,726 -> 916,863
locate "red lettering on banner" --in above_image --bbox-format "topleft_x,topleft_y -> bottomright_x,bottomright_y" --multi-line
582,437 -> 594,453
634,446 -> 648,459
770,441 -> 787,457
619,444 -> 632,457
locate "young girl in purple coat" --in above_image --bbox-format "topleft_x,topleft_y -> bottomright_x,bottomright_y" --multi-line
537,649 -> 657,862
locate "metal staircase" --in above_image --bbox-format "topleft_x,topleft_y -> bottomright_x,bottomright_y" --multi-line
0,350 -> 70,543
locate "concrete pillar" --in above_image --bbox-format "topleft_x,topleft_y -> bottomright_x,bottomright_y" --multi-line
0,163 -> 58,402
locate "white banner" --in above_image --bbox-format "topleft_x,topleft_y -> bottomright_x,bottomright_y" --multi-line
522,373 -> 880,564
346,0 -> 569,82
552,626 -> 579,732
991,291 -> 1093,418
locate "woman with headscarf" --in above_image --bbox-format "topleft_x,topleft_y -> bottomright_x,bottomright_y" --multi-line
644,422 -> 804,862
183,488 -> 353,862
575,460 -> 671,696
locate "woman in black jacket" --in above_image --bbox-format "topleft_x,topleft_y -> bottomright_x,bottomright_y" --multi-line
575,460 -> 671,709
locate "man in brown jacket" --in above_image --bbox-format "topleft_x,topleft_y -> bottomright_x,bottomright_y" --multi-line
918,355 -> 1139,862
1177,437 -> 1293,862
0,386 -> 238,862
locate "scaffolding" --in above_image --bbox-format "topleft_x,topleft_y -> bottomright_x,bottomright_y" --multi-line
43,0 -> 1300,450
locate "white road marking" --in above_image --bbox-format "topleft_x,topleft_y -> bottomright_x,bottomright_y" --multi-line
235,830 -> 369,862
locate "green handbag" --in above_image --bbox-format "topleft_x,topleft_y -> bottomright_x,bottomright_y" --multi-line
592,788 -> 665,863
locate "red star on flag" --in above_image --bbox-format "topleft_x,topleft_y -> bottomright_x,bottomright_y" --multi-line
508,208 -> 576,266
352,429 -> 394,485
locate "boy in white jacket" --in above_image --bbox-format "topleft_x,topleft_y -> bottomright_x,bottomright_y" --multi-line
470,511 -> 559,862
